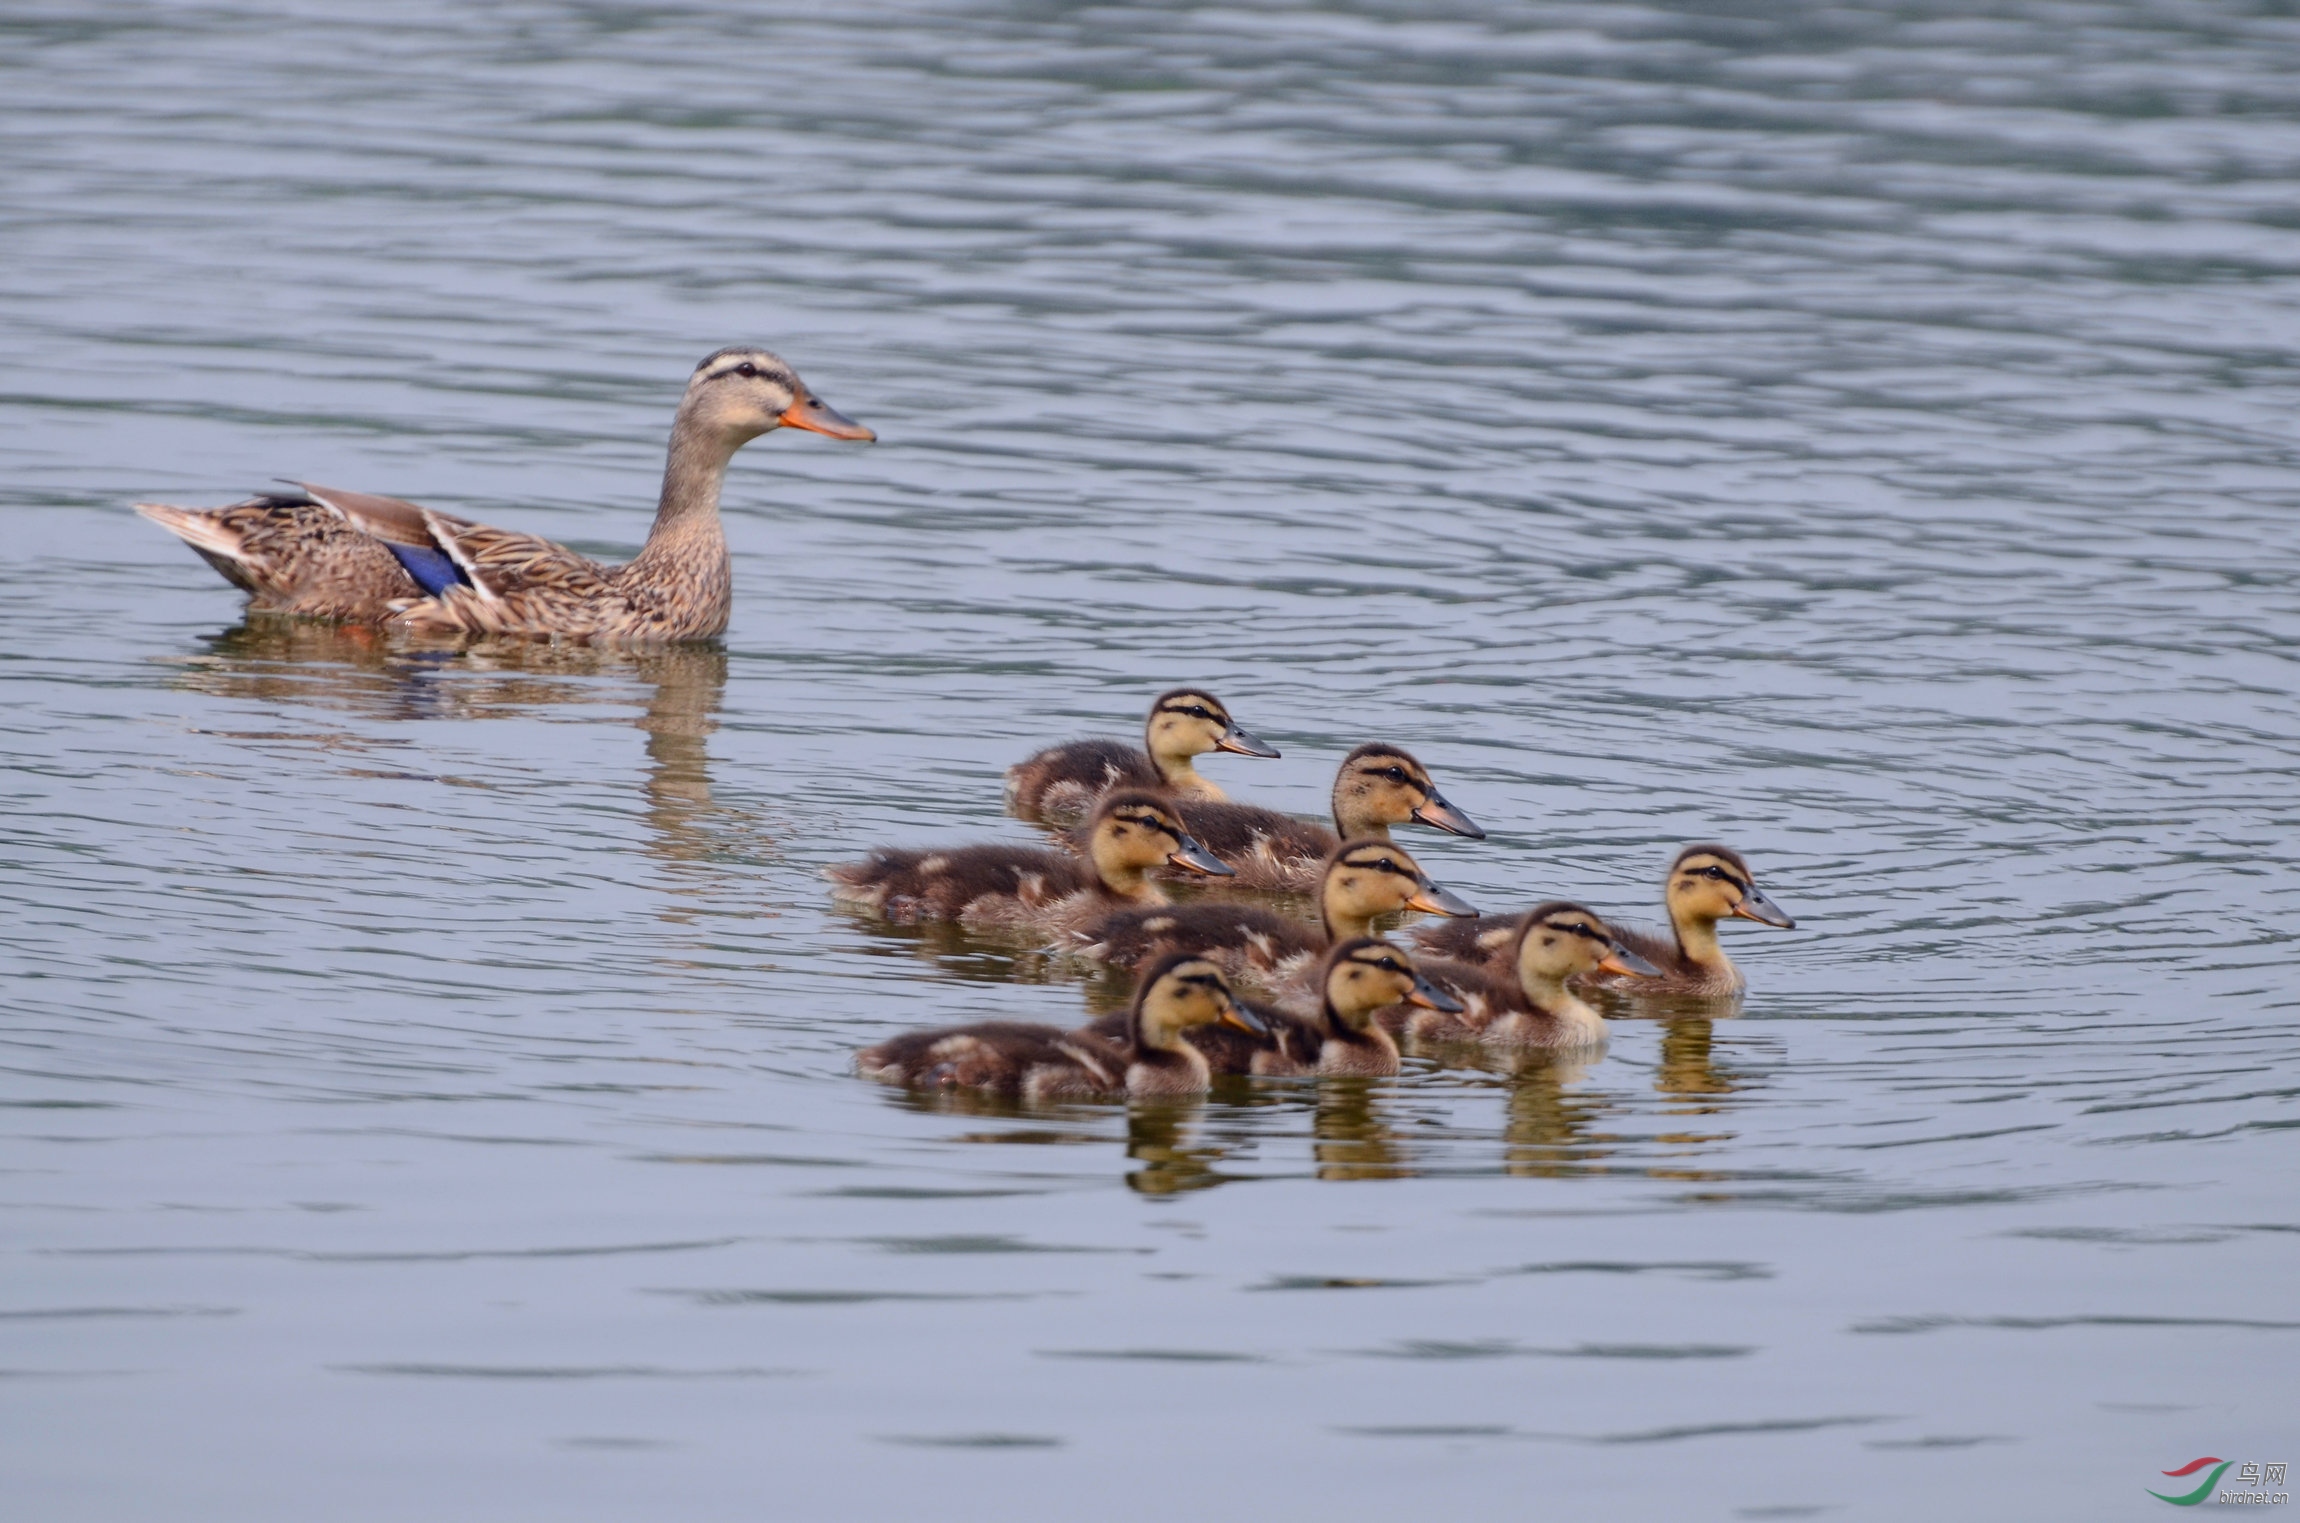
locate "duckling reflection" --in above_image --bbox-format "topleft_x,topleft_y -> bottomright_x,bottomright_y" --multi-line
1498,1056 -> 1617,1179
1124,1103 -> 1239,1197
832,911 -> 1101,993
1310,1079 -> 1417,1182
160,624 -> 746,907
1655,1016 -> 1746,1111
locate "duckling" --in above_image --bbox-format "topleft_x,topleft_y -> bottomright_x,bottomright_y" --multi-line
1084,937 -> 1459,1078
1401,903 -> 1656,1049
1413,844 -> 1795,998
134,348 -> 872,641
1073,838 -> 1475,988
826,791 -> 1232,933
1004,689 -> 1279,824
855,953 -> 1265,1102
1174,743 -> 1485,892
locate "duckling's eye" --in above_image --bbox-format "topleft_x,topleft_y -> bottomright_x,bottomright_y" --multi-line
735,362 -> 758,378
1382,767 -> 1407,782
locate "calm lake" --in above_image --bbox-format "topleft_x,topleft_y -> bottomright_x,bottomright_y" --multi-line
4,2 -> 2296,1518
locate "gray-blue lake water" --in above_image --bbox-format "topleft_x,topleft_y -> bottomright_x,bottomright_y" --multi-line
4,2 -> 2297,1517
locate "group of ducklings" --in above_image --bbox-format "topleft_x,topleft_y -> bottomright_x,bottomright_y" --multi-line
836,688 -> 1796,1105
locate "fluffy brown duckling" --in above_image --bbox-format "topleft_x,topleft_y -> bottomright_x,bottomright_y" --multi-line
1072,838 -> 1475,987
1398,902 -> 1657,1049
1414,844 -> 1795,998
856,954 -> 1265,1101
1173,743 -> 1485,892
1004,689 -> 1280,824
827,791 -> 1232,933
1087,937 -> 1459,1078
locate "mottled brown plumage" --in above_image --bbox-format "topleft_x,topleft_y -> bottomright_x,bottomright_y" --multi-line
1003,689 -> 1278,823
134,347 -> 871,643
130,495 -> 424,621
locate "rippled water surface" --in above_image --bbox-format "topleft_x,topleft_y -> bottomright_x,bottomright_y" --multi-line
5,2 -> 2298,1517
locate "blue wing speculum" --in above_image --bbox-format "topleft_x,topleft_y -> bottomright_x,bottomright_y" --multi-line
385,541 -> 469,597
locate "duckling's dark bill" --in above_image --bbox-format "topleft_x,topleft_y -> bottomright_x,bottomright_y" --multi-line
1407,881 -> 1477,917
780,393 -> 875,441
1601,944 -> 1664,977
1220,1002 -> 1270,1035
1410,791 -> 1486,840
1408,972 -> 1465,1013
1167,837 -> 1235,876
1215,726 -> 1281,758
1732,888 -> 1796,929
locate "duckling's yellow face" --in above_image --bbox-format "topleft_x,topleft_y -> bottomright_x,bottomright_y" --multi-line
1141,690 -> 1277,764
1516,905 -> 1625,983
683,347 -> 874,446
1666,850 -> 1794,928
1143,690 -> 1233,762
1088,796 -> 1233,880
1137,958 -> 1262,1044
1322,842 -> 1472,922
1333,749 -> 1436,831
1323,941 -> 1454,1023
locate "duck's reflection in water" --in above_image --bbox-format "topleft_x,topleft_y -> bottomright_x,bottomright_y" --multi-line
1657,1015 -> 1745,1109
1124,1101 -> 1242,1196
161,621 -> 752,914
829,909 -> 1126,1000
1308,1079 -> 1415,1182
1495,1054 -> 1619,1179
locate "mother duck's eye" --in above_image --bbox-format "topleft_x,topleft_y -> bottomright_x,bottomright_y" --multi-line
736,362 -> 758,378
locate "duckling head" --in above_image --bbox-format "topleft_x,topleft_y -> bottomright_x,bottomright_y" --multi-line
1513,902 -> 1659,990
1318,839 -> 1477,939
1131,952 -> 1267,1050
1665,845 -> 1795,930
681,347 -> 875,449
1085,790 -> 1234,895
1331,742 -> 1485,841
1143,689 -> 1280,769
1319,937 -> 1463,1032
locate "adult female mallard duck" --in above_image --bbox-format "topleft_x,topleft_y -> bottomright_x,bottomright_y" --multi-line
1073,838 -> 1474,987
855,953 -> 1263,1101
1091,938 -> 1460,1079
1174,742 -> 1484,892
826,791 -> 1231,933
1003,689 -> 1279,824
133,347 -> 872,642
1413,845 -> 1794,998
1396,902 -> 1656,1049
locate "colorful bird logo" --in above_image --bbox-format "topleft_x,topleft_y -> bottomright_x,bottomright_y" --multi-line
2150,1458 -> 2233,1506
